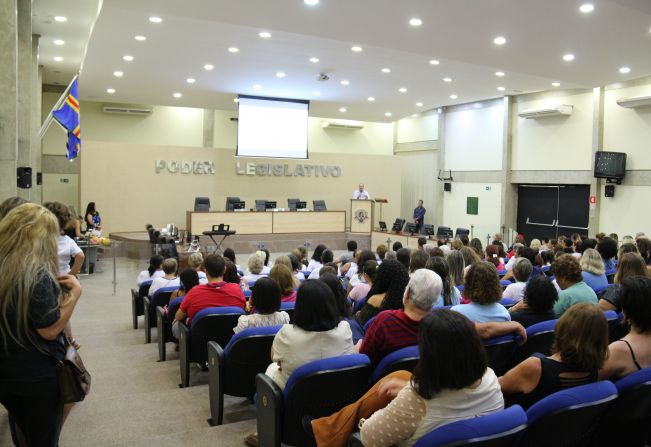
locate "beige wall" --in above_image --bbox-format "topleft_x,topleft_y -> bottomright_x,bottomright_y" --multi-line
397,150 -> 438,226
396,112 -> 438,144
442,182 -> 503,242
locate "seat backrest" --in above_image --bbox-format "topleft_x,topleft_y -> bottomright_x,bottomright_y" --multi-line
255,200 -> 267,212
413,405 -> 527,447
138,280 -> 153,298
313,200 -> 327,211
604,310 -> 625,342
223,325 -> 281,397
148,287 -> 178,318
371,345 -> 419,383
522,380 -> 618,446
190,307 -> 245,363
282,354 -> 372,446
287,198 -> 299,211
514,319 -> 557,364
482,334 -> 517,376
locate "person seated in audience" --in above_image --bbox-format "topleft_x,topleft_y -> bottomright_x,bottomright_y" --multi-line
422,244 -> 435,255
136,254 -> 164,286
392,241 -> 403,252
244,251 -> 267,284
426,256 -> 461,307
500,303 -> 607,409
349,260 -> 377,302
459,234 -> 470,246
618,242 -> 638,258
599,252 -> 648,312
599,276 -> 651,380
234,277 -> 289,334
429,246 -> 445,258
502,258 -> 533,302
310,310 -> 505,447
336,240 -> 358,265
64,205 -> 85,240
306,244 -> 327,272
308,249 -> 335,279
376,244 -> 387,264
450,239 -> 463,251
148,258 -> 180,297
553,254 -> 598,316
173,254 -> 245,338
469,238 -> 483,257
187,251 -> 208,284
452,262 -> 510,322
319,272 -> 353,322
355,260 -> 410,327
344,250 -> 376,288
541,250 -> 554,267
318,264 -> 338,277
396,247 -> 411,271
636,238 -> 651,268
485,244 -> 505,271
580,248 -> 608,290
357,269 -> 442,367
416,236 -> 427,250
540,236 -> 551,252
260,248 -> 271,275
503,246 -> 541,281
621,235 -> 635,245
223,260 -> 241,284
493,232 -> 507,252
170,268 -> 200,300
43,201 -> 85,276
287,253 -> 306,281
384,250 -> 397,261
597,237 -> 618,271
509,276 -> 558,327
505,243 -> 524,268
446,250 -> 465,287
0,196 -> 27,220
222,247 -> 241,272
460,246 -> 482,276
292,246 -> 309,268
269,264 -> 298,302
264,279 -> 354,390
271,253 -> 292,271
409,250 -> 429,274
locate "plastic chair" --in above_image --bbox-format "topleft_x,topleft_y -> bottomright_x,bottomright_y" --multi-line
280,301 -> 295,323
143,286 -> 178,344
370,345 -> 419,383
500,279 -> 512,288
178,306 -> 245,388
256,354 -> 372,447
513,319 -> 558,365
499,297 -> 516,308
520,380 -> 618,446
207,325 -> 281,426
362,316 -> 376,333
131,280 -> 152,330
604,310 -> 626,343
592,284 -> 611,296
482,334 -> 518,376
155,297 -> 183,362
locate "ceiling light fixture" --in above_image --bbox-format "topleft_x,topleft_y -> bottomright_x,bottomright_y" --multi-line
429,59 -> 440,65
259,31 -> 272,39
399,87 -> 407,93
579,3 -> 594,13
173,92 -> 182,98
54,16 -> 67,22
149,16 -> 162,23
385,112 -> 392,117
416,102 -> 423,107
203,64 -> 213,70
304,0 -> 319,5
340,80 -> 350,86
233,98 -> 239,103
473,103 -> 482,109
493,36 -> 506,45
409,18 -> 423,27
186,78 -> 196,84
53,56 -> 63,62
123,55 -> 134,62
339,107 -> 347,112
351,46 -> 363,52
367,97 -> 375,102
54,39 -> 65,45
276,71 -> 286,78
497,86 -> 506,91
443,77 -> 452,83
228,47 -> 240,53
450,94 -> 458,99
113,70 -> 123,77
106,88 -> 116,94
619,66 -> 631,74
563,53 -> 575,61
495,71 -> 505,77
552,82 -> 561,87
253,84 -> 262,90
381,68 -> 391,73
309,57 -> 320,63
312,90 -> 320,95
134,35 -> 147,41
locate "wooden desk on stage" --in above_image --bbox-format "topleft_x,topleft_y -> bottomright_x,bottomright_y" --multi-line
186,210 -> 346,235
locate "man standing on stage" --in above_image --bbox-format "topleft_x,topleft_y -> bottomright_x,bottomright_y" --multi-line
413,200 -> 426,234
352,183 -> 371,200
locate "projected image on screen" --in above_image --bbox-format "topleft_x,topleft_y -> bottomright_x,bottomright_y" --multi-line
237,95 -> 309,159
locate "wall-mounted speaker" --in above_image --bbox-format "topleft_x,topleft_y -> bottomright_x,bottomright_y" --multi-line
17,167 -> 32,189
605,184 -> 615,198
443,182 -> 452,192
37,172 -> 42,185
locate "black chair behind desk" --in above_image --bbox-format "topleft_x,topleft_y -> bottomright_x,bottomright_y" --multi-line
422,224 -> 434,236
255,200 -> 267,212
455,227 -> 470,239
313,200 -> 327,211
436,226 -> 454,240
287,198 -> 300,211
194,197 -> 211,212
392,218 -> 406,233
225,196 -> 241,212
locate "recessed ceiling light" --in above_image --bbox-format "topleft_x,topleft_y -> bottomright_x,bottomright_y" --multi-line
106,88 -> 115,94
552,82 -> 561,87
367,97 -> 375,102
228,47 -> 239,53
409,18 -> 423,27
563,53 -> 575,61
253,84 -> 262,90
309,57 -> 320,63
443,77 -> 452,83
203,64 -> 213,70
312,91 -> 320,95
351,46 -> 363,52
258,31 -> 272,39
340,80 -> 350,86
399,87 -> 407,93
497,86 -> 506,91
493,36 -> 506,45
53,39 -> 65,45
339,107 -> 347,113
135,35 -> 147,41
473,103 -> 482,109
385,112 -> 392,117
233,98 -> 239,103
149,16 -> 162,23
416,102 -> 423,107
53,56 -> 63,62
113,71 -> 123,77
619,66 -> 631,74
450,94 -> 458,99
429,59 -> 440,65
186,78 -> 196,84
381,68 -> 391,73
123,55 -> 134,62
579,3 -> 594,13
54,16 -> 67,22
305,0 -> 319,5
276,71 -> 286,78
173,92 -> 182,98
495,71 -> 505,77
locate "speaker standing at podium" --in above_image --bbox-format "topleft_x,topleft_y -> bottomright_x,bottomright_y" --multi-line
352,183 -> 371,200
413,200 -> 426,234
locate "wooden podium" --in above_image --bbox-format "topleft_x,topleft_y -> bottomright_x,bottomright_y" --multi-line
350,199 -> 374,233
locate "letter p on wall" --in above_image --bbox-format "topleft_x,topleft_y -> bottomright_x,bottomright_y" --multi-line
155,160 -> 166,173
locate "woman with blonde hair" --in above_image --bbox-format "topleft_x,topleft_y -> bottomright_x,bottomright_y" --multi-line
446,250 -> 465,287
244,251 -> 267,284
530,238 -> 542,252
599,252 -> 649,312
269,264 -> 298,302
188,251 -> 207,284
580,248 -> 608,290
0,203 -> 83,445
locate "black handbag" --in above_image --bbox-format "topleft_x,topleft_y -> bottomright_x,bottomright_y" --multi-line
55,337 -> 91,404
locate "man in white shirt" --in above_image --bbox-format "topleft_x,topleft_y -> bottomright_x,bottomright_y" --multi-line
352,183 -> 370,200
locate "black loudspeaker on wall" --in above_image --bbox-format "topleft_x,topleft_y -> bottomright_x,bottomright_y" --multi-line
443,182 -> 452,192
37,172 -> 42,185
605,185 -> 615,198
17,167 -> 32,189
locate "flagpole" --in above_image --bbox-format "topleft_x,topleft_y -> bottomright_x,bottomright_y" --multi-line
37,73 -> 79,140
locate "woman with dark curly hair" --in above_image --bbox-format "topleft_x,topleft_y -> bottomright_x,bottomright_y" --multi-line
553,254 -> 597,317
451,262 -> 510,322
354,260 -> 410,326
597,237 -> 619,271
509,275 -> 558,327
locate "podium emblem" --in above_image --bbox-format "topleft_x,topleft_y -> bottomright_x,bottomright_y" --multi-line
354,209 -> 369,223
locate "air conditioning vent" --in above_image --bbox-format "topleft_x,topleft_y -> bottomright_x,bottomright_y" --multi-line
616,95 -> 651,109
102,105 -> 153,116
518,105 -> 573,119
320,120 -> 364,130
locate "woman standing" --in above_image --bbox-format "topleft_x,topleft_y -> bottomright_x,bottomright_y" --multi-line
0,203 -> 83,446
84,202 -> 101,232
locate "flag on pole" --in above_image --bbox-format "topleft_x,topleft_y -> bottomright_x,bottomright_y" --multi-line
52,79 -> 81,160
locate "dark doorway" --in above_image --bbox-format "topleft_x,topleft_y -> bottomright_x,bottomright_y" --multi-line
516,185 -> 590,241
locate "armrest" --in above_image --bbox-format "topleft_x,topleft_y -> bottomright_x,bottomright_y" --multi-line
208,341 -> 226,426
178,321 -> 191,388
256,373 -> 283,447
131,289 -> 139,329
156,306 -> 166,362
143,297 -> 152,343
348,431 -> 364,447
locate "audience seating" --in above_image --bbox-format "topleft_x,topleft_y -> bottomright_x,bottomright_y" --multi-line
155,297 -> 183,362
520,380 -> 618,446
131,280 -> 152,330
499,279 -> 512,288
593,284 -> 611,295
370,345 -> 419,384
592,367 -> 651,446
256,354 -> 372,447
513,319 -> 557,365
604,310 -> 627,343
499,297 -> 516,308
482,334 -> 518,376
605,269 -> 616,284
143,286 -> 178,344
178,306 -> 245,388
207,325 -> 281,426
280,301 -> 295,322
362,316 -> 376,333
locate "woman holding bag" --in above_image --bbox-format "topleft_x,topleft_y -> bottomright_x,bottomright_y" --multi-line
0,203 -> 83,446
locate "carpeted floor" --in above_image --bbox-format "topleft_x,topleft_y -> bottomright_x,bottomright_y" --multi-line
0,256 -> 259,446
